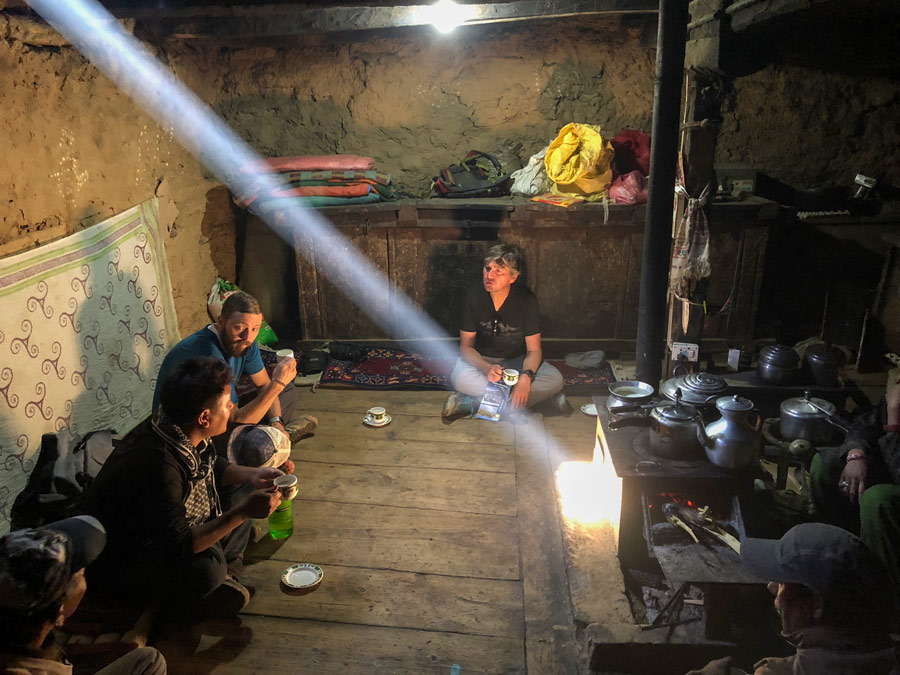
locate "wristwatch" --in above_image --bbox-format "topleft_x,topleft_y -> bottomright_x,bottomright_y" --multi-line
268,415 -> 284,426
521,369 -> 536,382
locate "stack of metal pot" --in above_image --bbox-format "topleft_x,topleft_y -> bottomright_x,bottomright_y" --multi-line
757,344 -> 801,385
660,371 -> 729,412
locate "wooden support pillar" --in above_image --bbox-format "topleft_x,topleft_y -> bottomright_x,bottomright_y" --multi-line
665,0 -> 732,357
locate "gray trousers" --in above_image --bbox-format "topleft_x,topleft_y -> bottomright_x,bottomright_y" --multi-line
450,357 -> 564,407
95,647 -> 166,675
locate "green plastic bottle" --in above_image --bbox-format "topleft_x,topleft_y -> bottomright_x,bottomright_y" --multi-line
268,499 -> 293,539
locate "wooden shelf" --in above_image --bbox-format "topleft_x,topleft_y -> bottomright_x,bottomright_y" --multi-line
306,195 -> 779,228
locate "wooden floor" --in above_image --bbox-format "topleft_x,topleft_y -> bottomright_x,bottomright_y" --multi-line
158,389 -> 591,675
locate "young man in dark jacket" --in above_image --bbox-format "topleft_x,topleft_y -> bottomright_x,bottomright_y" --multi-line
83,357 -> 284,618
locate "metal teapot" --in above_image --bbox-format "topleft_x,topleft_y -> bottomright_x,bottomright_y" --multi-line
649,388 -> 705,460
700,394 -> 762,470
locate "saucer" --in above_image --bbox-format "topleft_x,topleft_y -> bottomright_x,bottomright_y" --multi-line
581,403 -> 598,416
363,414 -> 391,427
281,562 -> 324,590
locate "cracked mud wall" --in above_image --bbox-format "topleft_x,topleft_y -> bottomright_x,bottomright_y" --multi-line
0,14 -> 655,332
2,11 -> 897,335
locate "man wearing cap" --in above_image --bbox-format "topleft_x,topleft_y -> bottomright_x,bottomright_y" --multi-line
153,291 -> 317,446
442,243 -> 565,420
687,523 -> 900,675
0,515 -> 166,674
810,380 -> 900,591
83,356 -> 285,619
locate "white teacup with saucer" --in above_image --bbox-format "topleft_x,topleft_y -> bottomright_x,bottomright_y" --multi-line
364,406 -> 391,427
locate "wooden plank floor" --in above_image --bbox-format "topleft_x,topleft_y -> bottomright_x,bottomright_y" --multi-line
157,389 -> 582,674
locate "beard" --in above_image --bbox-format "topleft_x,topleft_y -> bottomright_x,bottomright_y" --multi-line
224,339 -> 252,357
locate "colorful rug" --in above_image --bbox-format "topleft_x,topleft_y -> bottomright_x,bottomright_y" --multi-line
0,199 -> 180,535
315,346 -> 616,393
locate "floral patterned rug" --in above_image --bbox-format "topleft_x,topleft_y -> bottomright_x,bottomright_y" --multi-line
313,346 -> 615,393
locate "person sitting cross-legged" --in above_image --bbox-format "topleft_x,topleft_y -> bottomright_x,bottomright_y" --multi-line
0,516 -> 167,675
443,243 -> 565,421
82,356 -> 284,622
153,291 -> 317,448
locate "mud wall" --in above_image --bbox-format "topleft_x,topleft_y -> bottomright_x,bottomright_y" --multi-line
717,12 -> 900,190
0,14 -> 656,333
1,11 -> 897,336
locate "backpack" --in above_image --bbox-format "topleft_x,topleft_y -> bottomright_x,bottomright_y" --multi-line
326,341 -> 369,363
11,429 -> 118,529
299,350 -> 329,375
431,151 -> 512,198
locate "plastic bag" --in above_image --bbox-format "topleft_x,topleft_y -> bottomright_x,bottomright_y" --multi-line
545,123 -> 615,202
207,277 -> 279,346
510,146 -> 551,197
609,170 -> 648,205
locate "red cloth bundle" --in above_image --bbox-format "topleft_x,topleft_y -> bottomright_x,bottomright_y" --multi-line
243,155 -> 375,173
611,129 -> 651,177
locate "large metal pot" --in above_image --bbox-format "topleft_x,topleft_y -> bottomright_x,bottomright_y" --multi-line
660,371 -> 728,408
802,343 -> 843,387
649,394 -> 705,460
757,344 -> 800,385
780,394 -> 843,445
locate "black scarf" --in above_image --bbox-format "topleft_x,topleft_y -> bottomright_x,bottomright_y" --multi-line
152,409 -> 222,526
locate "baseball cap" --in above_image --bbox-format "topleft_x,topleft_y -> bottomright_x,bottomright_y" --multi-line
0,515 -> 106,617
741,523 -> 894,617
227,424 -> 290,468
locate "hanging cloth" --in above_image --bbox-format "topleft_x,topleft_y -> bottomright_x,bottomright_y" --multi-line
670,181 -> 712,301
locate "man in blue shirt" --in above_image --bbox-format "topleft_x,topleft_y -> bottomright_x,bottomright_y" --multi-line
154,292 -> 316,445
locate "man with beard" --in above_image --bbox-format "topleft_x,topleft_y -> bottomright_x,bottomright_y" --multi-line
153,291 -> 316,446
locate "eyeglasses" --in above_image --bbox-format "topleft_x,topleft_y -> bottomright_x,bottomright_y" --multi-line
491,311 -> 501,336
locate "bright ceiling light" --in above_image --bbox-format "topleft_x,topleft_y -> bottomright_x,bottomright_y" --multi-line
416,0 -> 475,34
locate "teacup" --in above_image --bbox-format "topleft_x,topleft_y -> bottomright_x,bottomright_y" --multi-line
367,406 -> 387,423
502,368 -> 519,386
273,473 -> 298,501
276,348 -> 295,363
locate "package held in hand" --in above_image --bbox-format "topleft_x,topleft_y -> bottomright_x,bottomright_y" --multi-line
475,381 -> 511,422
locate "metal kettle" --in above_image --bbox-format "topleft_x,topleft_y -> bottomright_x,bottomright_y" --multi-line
649,388 -> 705,460
701,395 -> 762,470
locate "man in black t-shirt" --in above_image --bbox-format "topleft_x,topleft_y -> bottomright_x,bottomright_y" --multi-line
443,244 -> 564,420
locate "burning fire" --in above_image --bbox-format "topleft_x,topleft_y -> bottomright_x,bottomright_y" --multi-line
555,436 -> 622,535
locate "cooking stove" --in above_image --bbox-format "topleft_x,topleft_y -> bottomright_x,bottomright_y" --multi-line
593,394 -> 766,640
